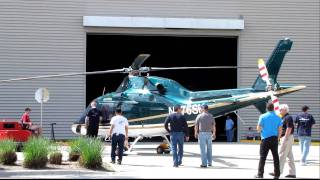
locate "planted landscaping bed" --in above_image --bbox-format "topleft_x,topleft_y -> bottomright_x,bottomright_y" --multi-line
0,139 -> 17,165
0,137 -> 113,172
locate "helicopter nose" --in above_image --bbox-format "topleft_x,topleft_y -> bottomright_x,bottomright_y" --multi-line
75,124 -> 81,133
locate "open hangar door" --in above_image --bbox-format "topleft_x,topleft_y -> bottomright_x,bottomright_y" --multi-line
86,34 -> 238,142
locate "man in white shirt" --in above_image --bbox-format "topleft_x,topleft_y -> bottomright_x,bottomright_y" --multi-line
109,108 -> 129,165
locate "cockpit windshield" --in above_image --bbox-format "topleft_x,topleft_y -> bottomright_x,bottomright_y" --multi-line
116,76 -> 149,93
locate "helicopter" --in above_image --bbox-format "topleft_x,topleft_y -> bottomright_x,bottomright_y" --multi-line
0,38 -> 305,153
73,38 -> 304,152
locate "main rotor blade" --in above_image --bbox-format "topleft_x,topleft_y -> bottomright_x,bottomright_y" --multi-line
131,54 -> 151,70
150,66 -> 256,71
0,69 -> 125,83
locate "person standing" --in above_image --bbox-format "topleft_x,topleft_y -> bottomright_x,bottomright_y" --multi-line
164,104 -> 189,167
109,108 -> 129,165
85,101 -> 102,138
194,104 -> 216,168
295,105 -> 315,166
225,116 -> 234,142
255,102 -> 282,179
270,104 -> 296,178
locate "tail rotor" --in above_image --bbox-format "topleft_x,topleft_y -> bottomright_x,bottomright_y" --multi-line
258,58 -> 280,115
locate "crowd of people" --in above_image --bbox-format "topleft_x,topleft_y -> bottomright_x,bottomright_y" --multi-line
82,102 -> 315,179
22,101 -> 315,178
254,103 -> 315,179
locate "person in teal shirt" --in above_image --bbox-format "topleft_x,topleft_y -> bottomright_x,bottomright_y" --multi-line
255,102 -> 282,179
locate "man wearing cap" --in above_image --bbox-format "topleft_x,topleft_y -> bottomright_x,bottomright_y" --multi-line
295,105 -> 315,166
194,104 -> 216,168
164,104 -> 189,167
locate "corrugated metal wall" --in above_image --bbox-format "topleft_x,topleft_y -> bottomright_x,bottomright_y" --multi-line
0,1 -> 86,139
0,0 -> 319,140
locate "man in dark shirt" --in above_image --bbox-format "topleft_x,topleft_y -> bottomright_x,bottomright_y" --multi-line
295,105 -> 315,165
270,104 -> 296,178
164,104 -> 189,167
85,101 -> 102,138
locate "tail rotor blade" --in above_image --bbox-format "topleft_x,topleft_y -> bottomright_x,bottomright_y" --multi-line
271,94 -> 280,115
258,58 -> 281,115
258,58 -> 271,86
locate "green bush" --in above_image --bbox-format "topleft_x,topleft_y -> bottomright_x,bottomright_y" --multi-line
0,139 -> 17,165
69,151 -> 80,161
78,137 -> 103,169
49,152 -> 63,165
68,137 -> 86,161
23,137 -> 50,169
49,142 -> 62,165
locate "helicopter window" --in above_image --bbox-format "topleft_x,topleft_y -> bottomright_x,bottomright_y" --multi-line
156,83 -> 166,95
116,76 -> 130,93
100,104 -> 111,124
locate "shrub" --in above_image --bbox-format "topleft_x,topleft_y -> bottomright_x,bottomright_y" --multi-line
49,152 -> 62,165
68,137 -> 86,161
78,137 -> 103,169
0,139 -> 17,165
69,151 -> 80,161
23,137 -> 50,169
49,143 -> 62,165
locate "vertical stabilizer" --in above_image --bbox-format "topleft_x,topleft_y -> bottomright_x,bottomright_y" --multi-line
252,38 -> 293,91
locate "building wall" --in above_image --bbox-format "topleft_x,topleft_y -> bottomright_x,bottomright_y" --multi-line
0,0 -> 319,140
0,1 -> 86,139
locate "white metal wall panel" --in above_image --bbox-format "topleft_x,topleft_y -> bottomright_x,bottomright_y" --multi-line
0,1 -> 86,139
0,0 -> 319,140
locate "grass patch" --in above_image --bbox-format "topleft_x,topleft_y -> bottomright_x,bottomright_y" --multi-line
77,137 -> 103,169
49,143 -> 62,165
49,152 -> 63,165
23,137 -> 50,169
0,139 -> 17,165
68,137 -> 86,161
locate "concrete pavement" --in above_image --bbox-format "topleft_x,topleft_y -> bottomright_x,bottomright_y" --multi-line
0,142 -> 319,179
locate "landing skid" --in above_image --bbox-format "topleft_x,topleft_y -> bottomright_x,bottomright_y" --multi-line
127,135 -> 143,152
124,135 -> 171,155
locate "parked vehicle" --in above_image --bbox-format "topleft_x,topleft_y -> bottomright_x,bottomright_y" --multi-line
0,120 -> 32,151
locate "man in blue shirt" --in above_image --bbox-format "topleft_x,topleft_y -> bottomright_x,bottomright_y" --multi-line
164,104 -> 189,167
225,116 -> 234,142
295,105 -> 315,166
255,102 -> 283,179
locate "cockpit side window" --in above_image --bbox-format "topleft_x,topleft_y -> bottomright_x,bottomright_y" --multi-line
116,76 -> 129,93
100,104 -> 112,124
